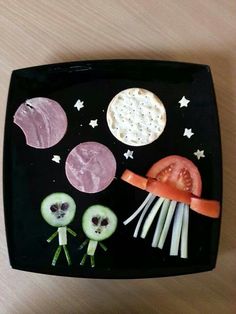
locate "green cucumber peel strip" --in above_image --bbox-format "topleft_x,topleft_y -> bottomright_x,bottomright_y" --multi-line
141,197 -> 165,239
133,194 -> 156,238
152,198 -> 170,247
67,228 -> 77,237
180,204 -> 189,258
170,202 -> 184,256
52,246 -> 62,266
47,230 -> 58,243
158,200 -> 177,249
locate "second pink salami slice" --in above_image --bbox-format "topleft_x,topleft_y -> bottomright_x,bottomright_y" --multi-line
65,142 -> 116,193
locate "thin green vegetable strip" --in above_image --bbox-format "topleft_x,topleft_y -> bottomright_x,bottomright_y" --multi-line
133,194 -> 156,238
63,245 -> 71,265
170,202 -> 184,256
158,200 -> 177,249
90,255 -> 95,268
180,204 -> 189,258
47,230 -> 58,243
52,246 -> 62,266
99,242 -> 108,251
79,239 -> 89,250
141,197 -> 165,239
80,253 -> 87,266
152,198 -> 170,247
87,240 -> 98,256
123,193 -> 153,225
67,228 -> 77,237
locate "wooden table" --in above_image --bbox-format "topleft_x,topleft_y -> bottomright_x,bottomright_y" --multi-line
0,1 -> 235,313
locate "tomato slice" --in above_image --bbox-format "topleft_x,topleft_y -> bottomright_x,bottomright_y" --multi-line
190,197 -> 220,218
146,178 -> 192,204
146,155 -> 202,197
121,169 -> 147,190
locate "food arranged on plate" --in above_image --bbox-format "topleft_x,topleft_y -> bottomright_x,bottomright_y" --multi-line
65,142 -> 116,193
41,193 -> 77,266
14,97 -> 67,149
122,155 -> 220,258
106,88 -> 166,146
79,205 -> 117,267
11,81 -> 221,271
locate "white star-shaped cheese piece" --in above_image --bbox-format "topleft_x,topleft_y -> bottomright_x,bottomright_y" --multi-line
74,99 -> 84,111
52,155 -> 61,163
89,119 -> 98,128
194,149 -> 205,160
124,149 -> 134,159
179,96 -> 190,108
183,128 -> 194,138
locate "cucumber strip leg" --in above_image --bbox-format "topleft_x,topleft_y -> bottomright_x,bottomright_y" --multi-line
63,245 -> 72,266
90,255 -> 95,268
52,245 -> 62,266
80,253 -> 88,266
123,193 -> 153,225
47,230 -> 58,243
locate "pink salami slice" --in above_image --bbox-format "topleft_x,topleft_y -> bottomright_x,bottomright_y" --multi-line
13,97 -> 67,149
65,142 -> 116,193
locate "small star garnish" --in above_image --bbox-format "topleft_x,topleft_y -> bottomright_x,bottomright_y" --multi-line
124,149 -> 134,159
194,149 -> 205,160
183,128 -> 194,138
89,119 -> 98,128
179,96 -> 190,108
52,155 -> 61,163
74,99 -> 84,111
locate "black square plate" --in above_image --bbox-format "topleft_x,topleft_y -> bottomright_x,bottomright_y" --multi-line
3,60 -> 222,278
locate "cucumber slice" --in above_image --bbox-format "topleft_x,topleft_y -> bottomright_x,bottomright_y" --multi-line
82,205 -> 117,241
41,193 -> 76,227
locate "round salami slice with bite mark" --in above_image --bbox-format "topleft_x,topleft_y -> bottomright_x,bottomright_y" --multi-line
106,88 -> 166,147
65,142 -> 116,193
13,97 -> 67,149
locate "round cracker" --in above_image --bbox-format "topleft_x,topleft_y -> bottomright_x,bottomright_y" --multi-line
106,88 -> 166,146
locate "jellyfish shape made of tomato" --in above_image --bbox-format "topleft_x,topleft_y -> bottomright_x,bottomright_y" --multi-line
122,155 -> 220,258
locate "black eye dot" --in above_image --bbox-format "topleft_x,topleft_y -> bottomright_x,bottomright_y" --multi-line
101,218 -> 109,226
61,202 -> 69,211
50,204 -> 58,212
92,217 -> 99,225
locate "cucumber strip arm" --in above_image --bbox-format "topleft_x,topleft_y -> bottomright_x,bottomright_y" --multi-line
141,197 -> 165,239
180,204 -> 189,258
170,202 -> 184,256
63,245 -> 72,266
47,230 -> 58,243
152,198 -> 170,247
79,239 -> 89,250
99,242 -> 108,251
67,228 -> 77,237
80,253 -> 87,266
133,194 -> 156,238
90,255 -> 95,268
52,245 -> 62,266
123,193 -> 153,225
158,200 -> 177,249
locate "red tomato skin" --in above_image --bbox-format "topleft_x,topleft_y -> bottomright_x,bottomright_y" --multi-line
146,155 -> 202,197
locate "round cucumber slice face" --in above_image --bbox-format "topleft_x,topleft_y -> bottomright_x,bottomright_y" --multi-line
82,205 -> 117,241
41,193 -> 76,227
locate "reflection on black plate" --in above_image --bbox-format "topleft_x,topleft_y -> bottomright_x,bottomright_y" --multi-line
3,60 -> 222,278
